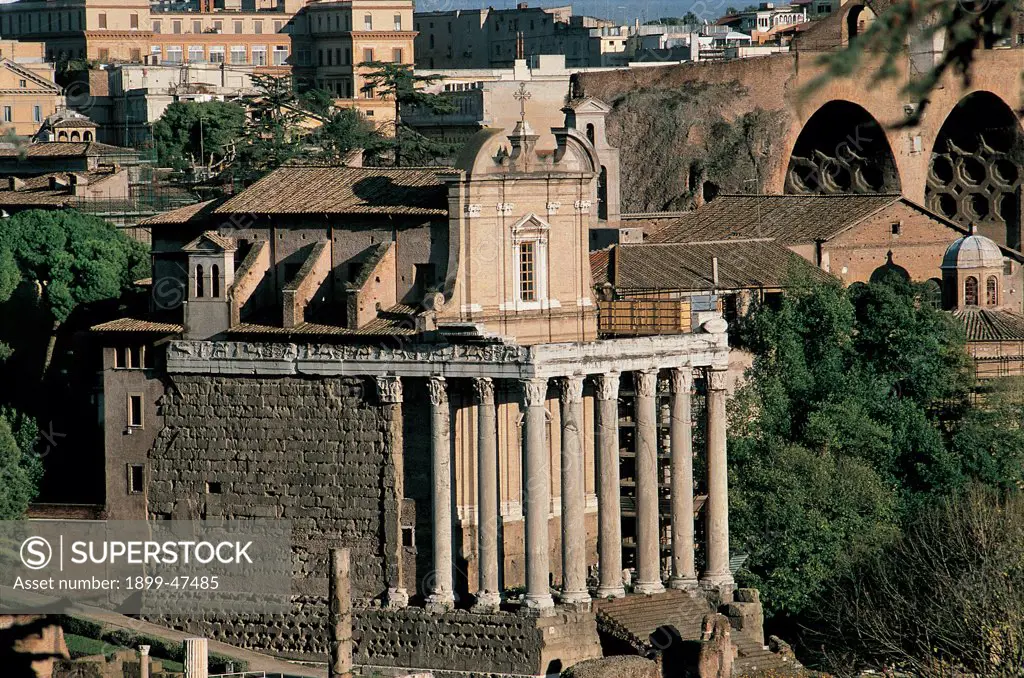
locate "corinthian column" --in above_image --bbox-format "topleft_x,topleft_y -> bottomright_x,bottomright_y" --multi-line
473,377 -> 501,612
522,377 -> 554,611
701,367 -> 735,597
667,368 -> 698,590
594,372 -> 625,598
376,375 -> 408,608
634,369 -> 665,595
559,375 -> 590,604
426,376 -> 455,611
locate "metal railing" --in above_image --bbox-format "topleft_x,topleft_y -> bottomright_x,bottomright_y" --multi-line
597,299 -> 693,336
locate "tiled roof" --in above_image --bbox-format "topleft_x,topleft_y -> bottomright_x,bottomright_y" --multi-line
0,141 -> 136,158
91,318 -> 184,333
590,247 -> 611,286
643,194 -> 903,245
0,171 -> 119,206
137,199 -> 225,226
953,309 -> 1024,342
215,166 -> 452,217
601,239 -> 833,292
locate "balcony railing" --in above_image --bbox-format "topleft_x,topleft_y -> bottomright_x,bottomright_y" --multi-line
597,299 -> 693,336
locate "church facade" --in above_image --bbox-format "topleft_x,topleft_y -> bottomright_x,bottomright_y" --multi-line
92,101 -> 745,674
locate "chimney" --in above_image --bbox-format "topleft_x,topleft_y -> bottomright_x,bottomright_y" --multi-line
712,256 -> 719,287
8,177 -> 24,191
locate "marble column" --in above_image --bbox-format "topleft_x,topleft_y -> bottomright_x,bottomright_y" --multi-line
594,372 -> 625,598
668,367 -> 698,590
139,646 -> 151,678
634,369 -> 665,595
183,638 -> 208,678
559,375 -> 590,604
426,376 -> 455,611
473,377 -> 501,612
522,377 -> 554,610
701,368 -> 735,595
376,375 -> 408,608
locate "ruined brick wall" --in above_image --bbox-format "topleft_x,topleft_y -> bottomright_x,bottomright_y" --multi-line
145,374 -> 400,659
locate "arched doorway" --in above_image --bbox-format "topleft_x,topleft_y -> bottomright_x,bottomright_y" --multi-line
927,91 -> 1023,248
786,100 -> 901,195
842,3 -> 875,45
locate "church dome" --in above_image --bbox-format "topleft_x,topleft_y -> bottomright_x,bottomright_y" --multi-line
941,230 -> 1003,270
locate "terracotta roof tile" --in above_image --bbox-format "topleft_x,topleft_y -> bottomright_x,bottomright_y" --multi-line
953,309 -> 1024,342
214,165 -> 452,216
606,239 -> 832,292
138,199 -> 226,226
642,194 -> 902,245
0,141 -> 136,158
590,247 -> 612,286
91,318 -> 184,333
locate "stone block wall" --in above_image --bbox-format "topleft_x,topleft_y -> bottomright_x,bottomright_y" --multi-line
145,374 -> 401,659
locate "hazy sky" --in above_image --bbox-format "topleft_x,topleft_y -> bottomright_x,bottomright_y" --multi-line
416,0 -> 730,25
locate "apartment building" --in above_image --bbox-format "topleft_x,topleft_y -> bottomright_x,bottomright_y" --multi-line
413,3 -> 624,69
0,41 -> 64,138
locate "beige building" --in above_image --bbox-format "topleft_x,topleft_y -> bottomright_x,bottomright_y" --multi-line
413,4 -> 626,69
0,42 -> 64,138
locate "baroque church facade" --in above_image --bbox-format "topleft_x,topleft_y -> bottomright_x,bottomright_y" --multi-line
91,98 -> 750,675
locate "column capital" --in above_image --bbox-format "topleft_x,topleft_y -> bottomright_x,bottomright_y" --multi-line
594,372 -> 620,401
138,645 -> 151,656
522,377 -> 548,407
375,375 -> 403,404
427,375 -> 448,406
706,368 -> 728,392
473,377 -> 495,405
634,368 -> 659,399
670,367 -> 693,394
558,375 -> 585,404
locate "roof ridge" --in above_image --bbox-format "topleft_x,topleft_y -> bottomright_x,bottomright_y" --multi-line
623,237 -> 778,247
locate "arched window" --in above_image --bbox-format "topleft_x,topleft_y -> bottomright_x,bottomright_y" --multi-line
70,131 -> 80,141
964,275 -> 978,306
211,264 -> 221,298
57,131 -> 68,141
195,264 -> 205,298
586,123 -> 595,144
986,275 -> 998,306
83,131 -> 93,141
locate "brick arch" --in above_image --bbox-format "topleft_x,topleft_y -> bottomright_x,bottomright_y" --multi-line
926,90 -> 1023,247
784,99 -> 902,195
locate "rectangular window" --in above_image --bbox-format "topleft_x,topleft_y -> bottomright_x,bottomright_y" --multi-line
891,221 -> 901,235
209,45 -> 225,63
334,47 -> 340,64
364,14 -> 372,30
33,105 -> 42,123
173,19 -> 182,34
18,79 -> 26,88
130,48 -> 141,62
253,20 -> 263,34
128,394 -> 143,428
213,20 -> 223,32
230,45 -> 246,64
128,465 -> 144,493
4,106 -> 13,123
274,20 -> 283,32
392,48 -> 403,62
362,85 -> 374,99
188,45 -> 205,62
130,13 -> 139,29
152,20 -> 161,33
166,45 -> 183,63
273,45 -> 288,66
252,45 -> 267,66
98,48 -> 110,61
394,14 -> 402,30
363,47 -> 374,62
233,20 -> 243,34
519,242 -> 536,302
192,19 -> 202,34
98,12 -> 107,28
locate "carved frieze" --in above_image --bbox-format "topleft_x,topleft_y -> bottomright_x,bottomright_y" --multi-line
167,340 -> 529,365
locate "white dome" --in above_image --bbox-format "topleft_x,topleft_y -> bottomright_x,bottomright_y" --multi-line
941,233 -> 1003,270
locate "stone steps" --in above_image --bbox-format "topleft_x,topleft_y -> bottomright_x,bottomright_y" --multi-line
594,590 -> 712,647
733,633 -> 803,676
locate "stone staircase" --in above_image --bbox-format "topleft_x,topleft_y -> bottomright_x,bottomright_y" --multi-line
593,590 -> 803,676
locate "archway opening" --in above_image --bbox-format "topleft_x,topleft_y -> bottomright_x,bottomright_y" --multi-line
786,100 -> 901,195
927,91 -> 1023,249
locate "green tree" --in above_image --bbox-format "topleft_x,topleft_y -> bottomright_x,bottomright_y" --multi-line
310,107 -> 377,164
814,1 -> 1018,121
0,415 -> 38,520
0,210 -> 149,377
233,74 -> 308,184
152,100 -> 246,171
729,272 -> 975,615
358,61 -> 458,166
